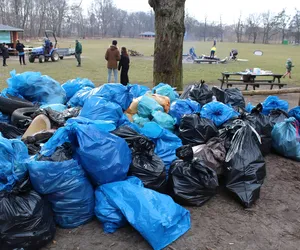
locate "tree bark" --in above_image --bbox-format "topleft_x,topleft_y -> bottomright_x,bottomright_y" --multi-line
149,0 -> 186,90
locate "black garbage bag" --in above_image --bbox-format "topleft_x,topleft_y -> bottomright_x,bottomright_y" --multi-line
180,84 -> 194,99
112,125 -> 155,154
188,83 -> 213,106
23,130 -> 55,155
0,178 -> 56,250
179,114 -> 219,146
192,137 -> 226,176
0,122 -> 25,139
37,142 -> 73,162
32,107 -> 81,128
269,109 -> 289,125
212,87 -> 245,108
129,153 -> 167,192
168,158 -> 219,206
224,122 -> 266,208
176,145 -> 194,161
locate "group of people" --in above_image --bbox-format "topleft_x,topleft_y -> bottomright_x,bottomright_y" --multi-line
0,40 -> 26,66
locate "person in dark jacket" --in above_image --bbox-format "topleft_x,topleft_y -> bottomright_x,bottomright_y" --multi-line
118,47 -> 130,86
75,40 -> 82,67
16,40 -> 26,65
0,43 -> 9,66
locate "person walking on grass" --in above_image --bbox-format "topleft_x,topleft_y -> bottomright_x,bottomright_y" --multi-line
0,43 -> 9,66
283,58 -> 294,79
16,40 -> 26,65
118,47 -> 130,86
75,40 -> 82,67
105,40 -> 121,83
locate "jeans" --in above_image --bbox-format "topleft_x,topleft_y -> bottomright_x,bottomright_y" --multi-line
107,68 -> 118,83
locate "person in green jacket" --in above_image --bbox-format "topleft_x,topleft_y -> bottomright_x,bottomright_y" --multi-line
283,58 -> 294,79
75,40 -> 82,67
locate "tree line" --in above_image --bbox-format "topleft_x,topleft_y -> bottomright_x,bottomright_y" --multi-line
0,0 -> 299,44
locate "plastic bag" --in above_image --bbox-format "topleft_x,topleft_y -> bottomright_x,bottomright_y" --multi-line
41,121 -> 131,185
149,94 -> 171,113
0,122 -> 25,139
200,101 -> 239,127
133,114 -> 150,127
179,114 -> 218,146
152,83 -> 179,103
6,70 -> 66,104
269,109 -> 289,124
88,83 -> 133,110
0,111 -> 10,123
40,103 -> 67,112
168,158 -> 219,206
169,99 -> 201,125
27,145 -> 95,228
225,122 -> 266,207
126,98 -> 139,115
289,106 -> 300,122
262,96 -> 289,115
152,111 -> 176,131
0,135 -> 28,191
95,176 -> 191,250
67,87 -> 93,107
62,78 -> 95,101
23,130 -> 55,155
187,83 -> 213,106
0,178 -> 56,249
129,84 -> 150,98
246,102 -> 255,113
212,87 -> 245,108
138,95 -> 164,118
272,118 -> 300,161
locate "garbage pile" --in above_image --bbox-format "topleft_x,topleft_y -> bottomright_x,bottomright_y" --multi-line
0,70 -> 300,249
128,49 -> 144,57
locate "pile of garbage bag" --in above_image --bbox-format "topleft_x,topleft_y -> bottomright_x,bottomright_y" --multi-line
1,70 -> 300,249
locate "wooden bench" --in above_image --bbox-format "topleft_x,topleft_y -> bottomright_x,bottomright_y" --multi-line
218,79 -> 286,90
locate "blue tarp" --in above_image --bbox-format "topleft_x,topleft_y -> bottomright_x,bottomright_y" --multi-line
67,87 -> 93,107
262,96 -> 289,115
289,107 -> 300,122
27,158 -> 95,228
62,78 -> 95,101
5,70 -> 66,104
200,101 -> 239,127
272,118 -> 300,161
0,135 -> 28,191
95,177 -> 191,250
169,99 -> 201,125
152,83 -> 179,103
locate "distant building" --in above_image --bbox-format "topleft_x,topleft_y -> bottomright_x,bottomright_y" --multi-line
139,32 -> 155,39
0,24 -> 24,49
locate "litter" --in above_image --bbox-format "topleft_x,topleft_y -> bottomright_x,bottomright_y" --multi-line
22,114 -> 51,139
288,106 -> 300,122
67,86 -> 93,107
212,87 -> 245,108
182,82 -> 213,106
152,83 -> 179,103
262,96 -> 289,115
0,111 -> 9,123
0,122 -> 25,139
62,78 -> 95,101
129,84 -> 150,98
133,114 -> 151,127
152,111 -> 176,131
138,95 -> 164,118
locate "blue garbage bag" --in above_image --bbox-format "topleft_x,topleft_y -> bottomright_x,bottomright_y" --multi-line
139,122 -> 182,171
0,135 -> 29,191
169,99 -> 201,125
40,104 -> 67,112
128,84 -> 150,98
152,111 -> 176,131
67,117 -> 116,131
41,121 -> 131,186
62,78 -> 95,101
289,107 -> 300,122
138,95 -> 163,118
153,83 -> 179,103
246,102 -> 255,113
1,88 -> 25,99
132,114 -> 151,127
27,158 -> 94,228
272,118 -> 300,161
80,97 -> 125,127
6,70 -> 66,104
67,87 -> 93,107
89,84 -> 133,110
95,176 -> 191,250
262,96 -> 289,115
200,101 -> 239,127
0,111 -> 10,123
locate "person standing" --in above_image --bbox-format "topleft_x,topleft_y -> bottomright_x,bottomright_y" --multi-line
75,40 -> 82,67
0,43 -> 9,66
16,40 -> 26,65
283,58 -> 294,79
118,47 -> 130,86
210,45 -> 216,58
105,40 -> 121,83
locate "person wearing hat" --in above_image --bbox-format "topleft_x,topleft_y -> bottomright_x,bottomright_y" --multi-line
75,40 -> 82,67
16,40 -> 26,65
0,43 -> 9,66
283,58 -> 294,79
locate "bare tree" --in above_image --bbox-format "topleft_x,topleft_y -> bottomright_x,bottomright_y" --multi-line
275,9 -> 290,43
290,9 -> 300,44
203,16 -> 207,41
245,14 -> 261,43
262,11 -> 279,44
149,0 -> 186,90
93,0 -> 114,37
234,14 -> 243,43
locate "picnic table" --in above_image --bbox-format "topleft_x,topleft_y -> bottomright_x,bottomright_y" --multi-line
218,72 -> 286,90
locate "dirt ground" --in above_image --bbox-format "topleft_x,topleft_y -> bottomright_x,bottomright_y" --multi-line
42,93 -> 300,250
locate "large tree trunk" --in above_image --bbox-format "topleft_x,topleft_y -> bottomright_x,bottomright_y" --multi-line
149,0 -> 186,90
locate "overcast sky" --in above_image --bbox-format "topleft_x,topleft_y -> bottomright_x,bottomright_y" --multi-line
81,0 -> 298,24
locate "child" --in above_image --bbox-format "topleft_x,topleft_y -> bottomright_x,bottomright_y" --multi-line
118,47 -> 130,86
283,58 -> 294,79
210,46 -> 216,58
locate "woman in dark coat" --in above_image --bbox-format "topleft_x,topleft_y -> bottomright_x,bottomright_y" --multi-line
118,47 -> 130,85
0,43 -> 9,66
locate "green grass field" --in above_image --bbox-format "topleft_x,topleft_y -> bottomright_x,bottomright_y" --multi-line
0,38 -> 299,90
